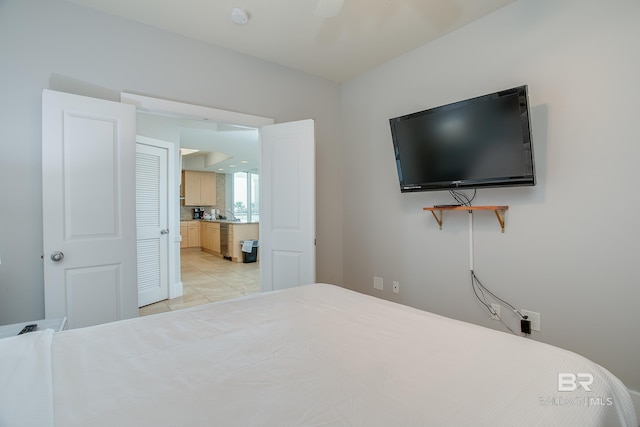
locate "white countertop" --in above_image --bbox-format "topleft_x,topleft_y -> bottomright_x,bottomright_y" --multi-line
182,219 -> 259,225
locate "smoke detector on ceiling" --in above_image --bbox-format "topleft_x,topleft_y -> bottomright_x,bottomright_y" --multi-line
230,8 -> 249,25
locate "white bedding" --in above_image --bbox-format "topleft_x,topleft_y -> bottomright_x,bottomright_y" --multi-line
0,329 -> 54,427
3,284 -> 636,426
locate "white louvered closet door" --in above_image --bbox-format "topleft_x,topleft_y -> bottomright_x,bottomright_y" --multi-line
136,142 -> 169,307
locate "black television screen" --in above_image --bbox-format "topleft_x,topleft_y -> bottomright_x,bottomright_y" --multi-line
389,85 -> 535,192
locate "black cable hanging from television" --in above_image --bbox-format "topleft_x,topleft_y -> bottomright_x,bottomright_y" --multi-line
448,189 -> 476,207
471,271 -> 525,320
453,189 -> 527,336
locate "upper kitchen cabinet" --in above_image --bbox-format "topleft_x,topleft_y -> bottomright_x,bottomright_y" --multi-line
199,172 -> 216,206
182,170 -> 216,206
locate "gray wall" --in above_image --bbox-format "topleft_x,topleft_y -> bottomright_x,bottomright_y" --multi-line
0,0 -> 343,324
341,0 -> 640,392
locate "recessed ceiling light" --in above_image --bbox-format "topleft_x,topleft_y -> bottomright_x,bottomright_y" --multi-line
218,168 -> 224,171
230,8 -> 249,25
229,165 -> 236,168
241,160 -> 249,164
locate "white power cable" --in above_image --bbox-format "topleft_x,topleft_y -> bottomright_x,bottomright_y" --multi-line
468,210 -> 474,271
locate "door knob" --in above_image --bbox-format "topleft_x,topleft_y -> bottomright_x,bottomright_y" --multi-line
50,251 -> 64,262
160,229 -> 169,235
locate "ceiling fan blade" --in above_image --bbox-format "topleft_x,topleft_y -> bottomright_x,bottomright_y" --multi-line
315,0 -> 344,18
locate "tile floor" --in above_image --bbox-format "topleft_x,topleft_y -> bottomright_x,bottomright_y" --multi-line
139,250 -> 260,317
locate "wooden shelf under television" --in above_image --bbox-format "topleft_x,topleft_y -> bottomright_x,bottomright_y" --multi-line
423,206 -> 509,233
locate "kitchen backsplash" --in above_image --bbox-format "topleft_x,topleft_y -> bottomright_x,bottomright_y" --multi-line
180,173 -> 226,220
216,172 -> 225,210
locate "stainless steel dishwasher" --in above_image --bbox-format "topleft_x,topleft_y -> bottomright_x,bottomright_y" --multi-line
220,223 -> 230,260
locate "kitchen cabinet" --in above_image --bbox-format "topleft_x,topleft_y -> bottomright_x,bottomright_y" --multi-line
182,170 -> 216,206
201,221 -> 221,254
200,172 -> 216,206
180,221 -> 201,248
181,221 -> 258,260
229,223 -> 259,263
188,221 -> 201,247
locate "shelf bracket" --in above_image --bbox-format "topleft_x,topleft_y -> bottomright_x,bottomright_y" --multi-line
429,210 -> 443,230
494,208 -> 507,233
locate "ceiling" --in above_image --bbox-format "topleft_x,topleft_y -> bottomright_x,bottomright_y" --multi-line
65,0 -> 515,82
180,123 -> 259,174
140,113 -> 259,173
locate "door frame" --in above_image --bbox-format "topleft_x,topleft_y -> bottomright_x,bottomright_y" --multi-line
121,93 -> 274,296
136,135 -> 177,302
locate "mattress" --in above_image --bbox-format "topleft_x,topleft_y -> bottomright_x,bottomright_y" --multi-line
1,284 -> 637,426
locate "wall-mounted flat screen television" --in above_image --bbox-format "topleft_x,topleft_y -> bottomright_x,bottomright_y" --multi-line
389,85 -> 535,192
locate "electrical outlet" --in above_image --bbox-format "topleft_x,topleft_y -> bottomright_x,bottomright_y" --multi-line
490,303 -> 500,320
521,310 -> 540,332
392,281 -> 399,294
373,276 -> 383,291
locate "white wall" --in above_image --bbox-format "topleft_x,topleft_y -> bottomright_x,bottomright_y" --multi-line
0,0 -> 343,324
341,0 -> 640,393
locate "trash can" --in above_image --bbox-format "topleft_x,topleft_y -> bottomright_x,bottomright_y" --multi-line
241,240 -> 259,263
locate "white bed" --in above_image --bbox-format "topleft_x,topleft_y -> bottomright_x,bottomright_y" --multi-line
1,284 -> 637,426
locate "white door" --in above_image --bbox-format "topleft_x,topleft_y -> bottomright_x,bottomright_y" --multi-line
260,119 -> 316,291
42,90 -> 138,329
136,139 -> 169,307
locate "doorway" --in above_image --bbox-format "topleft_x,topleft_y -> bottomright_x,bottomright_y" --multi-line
42,90 -> 315,327
124,93 -> 274,315
139,116 -> 263,315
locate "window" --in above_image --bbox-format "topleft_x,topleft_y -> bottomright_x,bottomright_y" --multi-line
232,171 -> 259,222
249,172 -> 259,222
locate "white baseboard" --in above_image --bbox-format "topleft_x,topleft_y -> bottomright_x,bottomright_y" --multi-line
629,389 -> 640,425
169,281 -> 183,299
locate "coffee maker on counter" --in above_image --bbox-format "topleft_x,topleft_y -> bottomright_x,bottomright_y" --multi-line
192,207 -> 205,219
